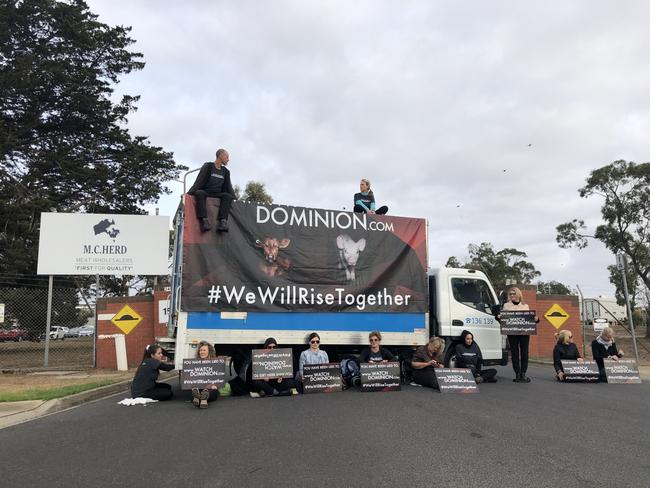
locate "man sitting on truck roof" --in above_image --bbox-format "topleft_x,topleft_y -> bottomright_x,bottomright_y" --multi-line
187,148 -> 235,233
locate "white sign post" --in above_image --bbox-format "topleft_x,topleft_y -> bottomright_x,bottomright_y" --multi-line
0,303 -> 4,323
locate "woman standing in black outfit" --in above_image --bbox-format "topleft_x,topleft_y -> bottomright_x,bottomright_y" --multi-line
131,344 -> 175,400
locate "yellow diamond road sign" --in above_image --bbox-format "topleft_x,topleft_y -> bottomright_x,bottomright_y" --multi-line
111,305 -> 142,335
544,303 -> 570,329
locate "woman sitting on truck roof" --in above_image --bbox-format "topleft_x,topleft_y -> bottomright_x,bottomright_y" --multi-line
250,337 -> 299,397
553,330 -> 583,381
454,330 -> 497,383
411,337 -> 445,389
353,179 -> 388,215
131,344 -> 175,401
190,341 -> 221,409
591,326 -> 624,383
359,331 -> 395,363
297,332 -> 329,382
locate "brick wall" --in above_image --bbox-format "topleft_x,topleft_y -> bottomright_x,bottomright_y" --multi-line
515,285 -> 582,359
96,291 -> 170,369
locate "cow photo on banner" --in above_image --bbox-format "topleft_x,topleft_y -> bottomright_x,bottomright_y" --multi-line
181,199 -> 428,313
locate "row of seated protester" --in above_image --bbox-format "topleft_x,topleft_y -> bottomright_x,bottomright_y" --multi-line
131,326 -> 626,409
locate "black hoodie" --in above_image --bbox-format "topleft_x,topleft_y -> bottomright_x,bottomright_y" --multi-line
454,330 -> 484,376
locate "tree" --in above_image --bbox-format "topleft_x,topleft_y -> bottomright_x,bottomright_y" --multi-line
535,281 -> 575,295
446,242 -> 541,291
241,181 -> 273,204
608,264 -> 650,336
556,160 -> 650,293
0,0 -> 187,283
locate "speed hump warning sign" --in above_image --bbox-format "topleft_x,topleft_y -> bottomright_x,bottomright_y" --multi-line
111,305 -> 143,334
544,304 -> 570,329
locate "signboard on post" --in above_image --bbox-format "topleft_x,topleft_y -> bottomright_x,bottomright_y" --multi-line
561,360 -> 599,382
0,303 -> 4,323
604,359 -> 642,384
434,368 -> 479,393
158,299 -> 170,324
252,348 -> 294,380
360,362 -> 401,392
37,212 -> 169,275
181,358 -> 226,389
593,318 -> 608,333
499,311 -> 537,335
302,363 -> 343,393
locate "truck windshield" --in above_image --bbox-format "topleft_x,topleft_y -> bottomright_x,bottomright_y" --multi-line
451,278 -> 497,314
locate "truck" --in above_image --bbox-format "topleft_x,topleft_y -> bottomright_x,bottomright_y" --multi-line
165,195 -> 506,371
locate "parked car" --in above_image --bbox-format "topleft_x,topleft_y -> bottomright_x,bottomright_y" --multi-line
0,327 -> 28,342
64,327 -> 83,339
78,325 -> 94,337
49,326 -> 69,340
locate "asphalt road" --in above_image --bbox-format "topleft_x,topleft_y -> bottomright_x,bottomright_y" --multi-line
1,364 -> 648,488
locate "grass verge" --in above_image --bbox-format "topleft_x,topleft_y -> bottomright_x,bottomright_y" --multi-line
0,379 -> 124,402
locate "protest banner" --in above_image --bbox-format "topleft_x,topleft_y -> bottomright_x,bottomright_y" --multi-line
434,368 -> 479,393
181,358 -> 226,389
360,362 -> 401,392
561,360 -> 599,382
604,359 -> 642,384
303,363 -> 343,393
252,348 -> 294,380
499,310 -> 537,335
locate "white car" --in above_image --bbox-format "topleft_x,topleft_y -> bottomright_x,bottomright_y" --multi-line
78,325 -> 94,337
49,326 -> 69,340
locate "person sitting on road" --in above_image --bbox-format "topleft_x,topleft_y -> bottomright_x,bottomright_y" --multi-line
191,340 -> 221,409
454,330 -> 497,384
553,330 -> 583,381
410,337 -> 445,389
131,344 -> 175,401
297,332 -> 329,382
187,148 -> 235,233
353,179 -> 388,215
250,337 -> 299,397
591,326 -> 624,383
359,331 -> 395,363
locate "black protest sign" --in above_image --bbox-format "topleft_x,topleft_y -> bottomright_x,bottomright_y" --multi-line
434,368 -> 479,394
604,359 -> 642,384
499,310 -> 537,335
302,363 -> 343,393
181,358 -> 226,390
360,362 -> 401,392
252,348 -> 294,380
561,360 -> 599,382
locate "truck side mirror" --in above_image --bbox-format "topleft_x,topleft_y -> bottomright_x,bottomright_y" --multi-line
491,304 -> 500,317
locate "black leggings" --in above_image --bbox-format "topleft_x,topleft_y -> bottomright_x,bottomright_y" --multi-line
508,335 -> 530,375
252,378 -> 298,396
477,368 -> 497,382
142,382 -> 173,401
193,190 -> 234,220
412,368 -> 439,389
353,204 -> 388,215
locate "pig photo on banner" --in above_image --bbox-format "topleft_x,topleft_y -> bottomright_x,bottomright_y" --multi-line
181,199 -> 427,313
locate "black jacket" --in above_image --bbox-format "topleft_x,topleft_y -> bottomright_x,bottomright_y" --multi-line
455,342 -> 484,376
131,358 -> 174,397
553,343 -> 581,373
187,162 -> 235,196
591,339 -> 622,369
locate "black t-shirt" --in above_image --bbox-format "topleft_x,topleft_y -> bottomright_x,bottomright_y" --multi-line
359,347 -> 394,363
412,345 -> 442,370
131,358 -> 174,397
204,164 -> 227,193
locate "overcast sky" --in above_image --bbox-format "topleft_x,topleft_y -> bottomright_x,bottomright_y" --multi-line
87,0 -> 650,299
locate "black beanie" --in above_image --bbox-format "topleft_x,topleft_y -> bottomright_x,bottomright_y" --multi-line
263,337 -> 278,348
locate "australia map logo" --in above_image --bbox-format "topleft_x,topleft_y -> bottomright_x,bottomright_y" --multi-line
93,219 -> 120,239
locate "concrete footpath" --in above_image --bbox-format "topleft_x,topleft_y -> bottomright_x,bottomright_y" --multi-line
0,371 -> 177,429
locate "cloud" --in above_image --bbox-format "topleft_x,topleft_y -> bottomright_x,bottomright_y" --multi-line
87,0 -> 650,298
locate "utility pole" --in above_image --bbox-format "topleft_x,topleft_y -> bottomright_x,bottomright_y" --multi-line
617,254 -> 640,365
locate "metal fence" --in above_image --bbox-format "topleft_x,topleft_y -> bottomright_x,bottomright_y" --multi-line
0,285 -> 95,370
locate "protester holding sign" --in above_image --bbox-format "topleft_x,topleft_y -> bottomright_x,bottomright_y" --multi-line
410,337 -> 445,389
359,331 -> 395,363
353,179 -> 388,215
251,337 -> 299,397
591,326 -> 624,382
298,332 -> 329,381
454,330 -> 497,383
189,341 -> 221,408
500,287 -> 538,383
553,330 -> 582,381
131,344 -> 175,401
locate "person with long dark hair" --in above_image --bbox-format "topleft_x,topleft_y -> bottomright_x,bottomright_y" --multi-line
454,330 -> 497,383
353,179 -> 388,215
131,344 -> 175,401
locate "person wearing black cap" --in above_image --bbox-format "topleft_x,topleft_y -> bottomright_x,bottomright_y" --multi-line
250,337 -> 299,397
454,330 -> 497,383
187,148 -> 235,232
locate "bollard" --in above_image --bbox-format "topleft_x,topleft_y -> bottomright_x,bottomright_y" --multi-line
115,334 -> 128,371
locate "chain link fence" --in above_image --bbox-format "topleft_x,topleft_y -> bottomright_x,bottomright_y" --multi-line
0,283 -> 95,370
